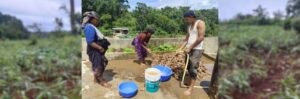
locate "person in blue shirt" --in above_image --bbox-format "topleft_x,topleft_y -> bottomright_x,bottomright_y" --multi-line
82,11 -> 111,88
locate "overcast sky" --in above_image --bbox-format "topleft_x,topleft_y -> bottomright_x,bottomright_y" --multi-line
0,0 -> 216,32
219,0 -> 288,20
0,0 -> 289,31
0,0 -> 81,32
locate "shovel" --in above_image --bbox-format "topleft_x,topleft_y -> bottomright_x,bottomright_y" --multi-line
180,53 -> 209,89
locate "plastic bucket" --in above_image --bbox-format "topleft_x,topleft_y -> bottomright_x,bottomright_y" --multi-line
153,65 -> 173,82
145,68 -> 161,93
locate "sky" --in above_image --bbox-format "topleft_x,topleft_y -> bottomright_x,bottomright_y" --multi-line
219,0 -> 288,20
0,0 -> 289,31
0,0 -> 217,32
0,0 -> 81,32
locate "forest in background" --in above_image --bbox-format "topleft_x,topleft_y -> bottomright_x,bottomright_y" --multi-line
82,0 -> 218,37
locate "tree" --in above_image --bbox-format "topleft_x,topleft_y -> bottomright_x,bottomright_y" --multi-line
69,0 -> 76,34
195,8 -> 218,36
272,10 -> 285,25
292,17 -> 300,33
253,5 -> 268,18
60,0 -> 77,35
133,2 -> 151,31
27,23 -> 43,37
0,12 -> 29,39
283,18 -> 293,30
253,5 -> 269,25
273,10 -> 284,21
82,0 -> 129,29
54,17 -> 63,32
82,1 -> 218,37
113,13 -> 136,30
286,0 -> 300,17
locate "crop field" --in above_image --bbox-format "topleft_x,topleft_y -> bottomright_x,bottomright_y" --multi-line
0,36 -> 81,98
219,25 -> 300,98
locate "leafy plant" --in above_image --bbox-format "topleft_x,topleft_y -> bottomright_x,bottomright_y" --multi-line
0,36 -> 81,98
272,74 -> 300,99
219,69 -> 252,97
219,24 -> 300,98
122,47 -> 134,53
151,44 -> 178,52
292,17 -> 300,33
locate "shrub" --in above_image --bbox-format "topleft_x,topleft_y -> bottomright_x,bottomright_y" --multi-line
283,18 -> 292,30
292,17 -> 300,33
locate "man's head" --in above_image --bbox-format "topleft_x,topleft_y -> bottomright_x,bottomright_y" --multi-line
183,11 -> 196,25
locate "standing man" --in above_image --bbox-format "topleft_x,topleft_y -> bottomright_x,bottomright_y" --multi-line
177,11 -> 205,95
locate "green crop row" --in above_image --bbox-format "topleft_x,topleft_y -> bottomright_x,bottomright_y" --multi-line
0,36 -> 81,98
219,24 -> 300,98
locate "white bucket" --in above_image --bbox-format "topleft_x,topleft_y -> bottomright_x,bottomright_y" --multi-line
145,68 -> 161,82
145,68 -> 161,93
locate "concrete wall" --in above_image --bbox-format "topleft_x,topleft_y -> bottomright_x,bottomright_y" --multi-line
107,38 -> 184,49
82,37 -> 218,55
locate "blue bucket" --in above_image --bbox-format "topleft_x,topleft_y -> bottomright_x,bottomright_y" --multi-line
118,81 -> 138,98
153,65 -> 173,82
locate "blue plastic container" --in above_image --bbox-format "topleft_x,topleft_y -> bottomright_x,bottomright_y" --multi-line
118,81 -> 138,98
153,65 -> 173,82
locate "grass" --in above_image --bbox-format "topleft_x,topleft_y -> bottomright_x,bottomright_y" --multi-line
150,44 -> 178,52
0,36 -> 81,98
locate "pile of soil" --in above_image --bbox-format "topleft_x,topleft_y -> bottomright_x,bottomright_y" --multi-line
150,53 -> 210,80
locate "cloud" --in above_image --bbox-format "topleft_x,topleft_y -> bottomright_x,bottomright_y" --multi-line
0,0 -> 81,32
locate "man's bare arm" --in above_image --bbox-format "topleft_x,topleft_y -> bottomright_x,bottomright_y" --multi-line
178,32 -> 189,50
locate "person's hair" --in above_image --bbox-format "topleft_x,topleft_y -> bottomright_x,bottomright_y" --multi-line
83,11 -> 99,22
82,11 -> 99,28
183,10 -> 196,18
144,27 -> 155,34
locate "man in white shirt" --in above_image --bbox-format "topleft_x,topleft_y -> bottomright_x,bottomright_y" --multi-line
177,11 -> 205,96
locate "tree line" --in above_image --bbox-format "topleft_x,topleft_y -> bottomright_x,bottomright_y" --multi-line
0,0 -> 80,40
82,0 -> 218,37
221,0 -> 300,33
0,12 -> 29,39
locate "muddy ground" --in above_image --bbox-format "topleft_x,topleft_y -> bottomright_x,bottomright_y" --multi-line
82,52 -> 215,99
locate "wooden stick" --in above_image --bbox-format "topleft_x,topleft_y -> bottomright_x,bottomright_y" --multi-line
180,54 -> 209,89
